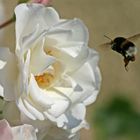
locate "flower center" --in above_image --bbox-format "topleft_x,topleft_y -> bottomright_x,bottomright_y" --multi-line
35,47 -> 63,89
34,48 -> 56,88
46,50 -> 53,56
35,72 -> 54,88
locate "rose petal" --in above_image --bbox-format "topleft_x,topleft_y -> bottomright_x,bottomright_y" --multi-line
0,120 -> 13,140
57,42 -> 89,72
26,75 -> 70,119
17,24 -> 40,54
71,103 -> 86,121
15,3 -> 60,49
32,0 -> 51,5
17,50 -> 31,97
30,37 -> 56,75
71,49 -> 101,105
23,99 -> 45,120
29,74 -> 53,107
12,124 -> 37,140
45,28 -> 73,44
44,42 -> 89,73
0,47 -> 17,101
52,18 -> 89,43
53,110 -> 88,134
18,98 -> 37,120
20,111 -> 51,130
0,120 -> 37,140
47,98 -> 70,118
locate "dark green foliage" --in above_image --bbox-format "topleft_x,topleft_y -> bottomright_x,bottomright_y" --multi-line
18,0 -> 30,4
93,96 -> 140,140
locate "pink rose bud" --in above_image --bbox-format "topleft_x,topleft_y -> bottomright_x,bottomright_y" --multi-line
32,0 -> 51,5
0,120 -> 37,140
0,120 -> 13,140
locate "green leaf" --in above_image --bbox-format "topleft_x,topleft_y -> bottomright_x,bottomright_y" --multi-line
18,0 -> 30,4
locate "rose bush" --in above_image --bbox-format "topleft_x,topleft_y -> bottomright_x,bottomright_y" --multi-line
0,3 -> 101,139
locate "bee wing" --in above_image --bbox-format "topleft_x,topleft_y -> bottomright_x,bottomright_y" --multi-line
99,42 -> 111,50
127,33 -> 140,43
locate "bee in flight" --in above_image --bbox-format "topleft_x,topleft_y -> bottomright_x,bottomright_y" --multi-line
101,34 -> 140,71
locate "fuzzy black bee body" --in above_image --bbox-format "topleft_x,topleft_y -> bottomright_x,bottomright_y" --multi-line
111,37 -> 137,70
102,35 -> 139,70
111,37 -> 134,54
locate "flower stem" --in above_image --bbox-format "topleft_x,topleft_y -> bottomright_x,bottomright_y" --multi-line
0,0 -> 30,30
0,17 -> 15,30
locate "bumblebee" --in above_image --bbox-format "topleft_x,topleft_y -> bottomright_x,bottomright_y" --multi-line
102,34 -> 140,71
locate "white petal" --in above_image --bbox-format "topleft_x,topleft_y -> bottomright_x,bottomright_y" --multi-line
57,42 -> 89,72
55,111 -> 88,134
71,104 -> 86,121
43,89 -> 71,118
0,47 -> 17,101
52,18 -> 89,43
63,113 -> 82,130
73,62 -> 96,89
18,98 -> 36,120
17,24 -> 40,54
16,50 -> 30,97
15,3 -> 60,48
70,49 -> 101,105
29,74 -> 70,117
54,74 -> 77,96
21,112 -> 51,131
57,42 -> 87,57
54,75 -> 84,104
12,124 -> 37,140
57,104 -> 87,132
56,114 -> 68,128
45,28 -> 73,44
29,74 -> 53,109
54,87 -> 74,98
23,99 -> 45,120
47,99 -> 69,118
20,113 -> 51,140
45,43 -> 89,73
83,49 -> 101,105
30,37 -> 56,75
83,89 -> 99,105
70,120 -> 89,134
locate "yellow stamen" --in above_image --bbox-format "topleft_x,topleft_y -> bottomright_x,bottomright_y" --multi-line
46,50 -> 53,56
35,72 -> 54,88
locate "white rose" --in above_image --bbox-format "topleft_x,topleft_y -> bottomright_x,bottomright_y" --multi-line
0,3 -> 101,139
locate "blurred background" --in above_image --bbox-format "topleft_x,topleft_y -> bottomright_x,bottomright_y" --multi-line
0,0 -> 140,139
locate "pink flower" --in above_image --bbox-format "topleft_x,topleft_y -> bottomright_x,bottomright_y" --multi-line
32,0 -> 51,5
0,120 -> 13,140
0,119 -> 37,140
